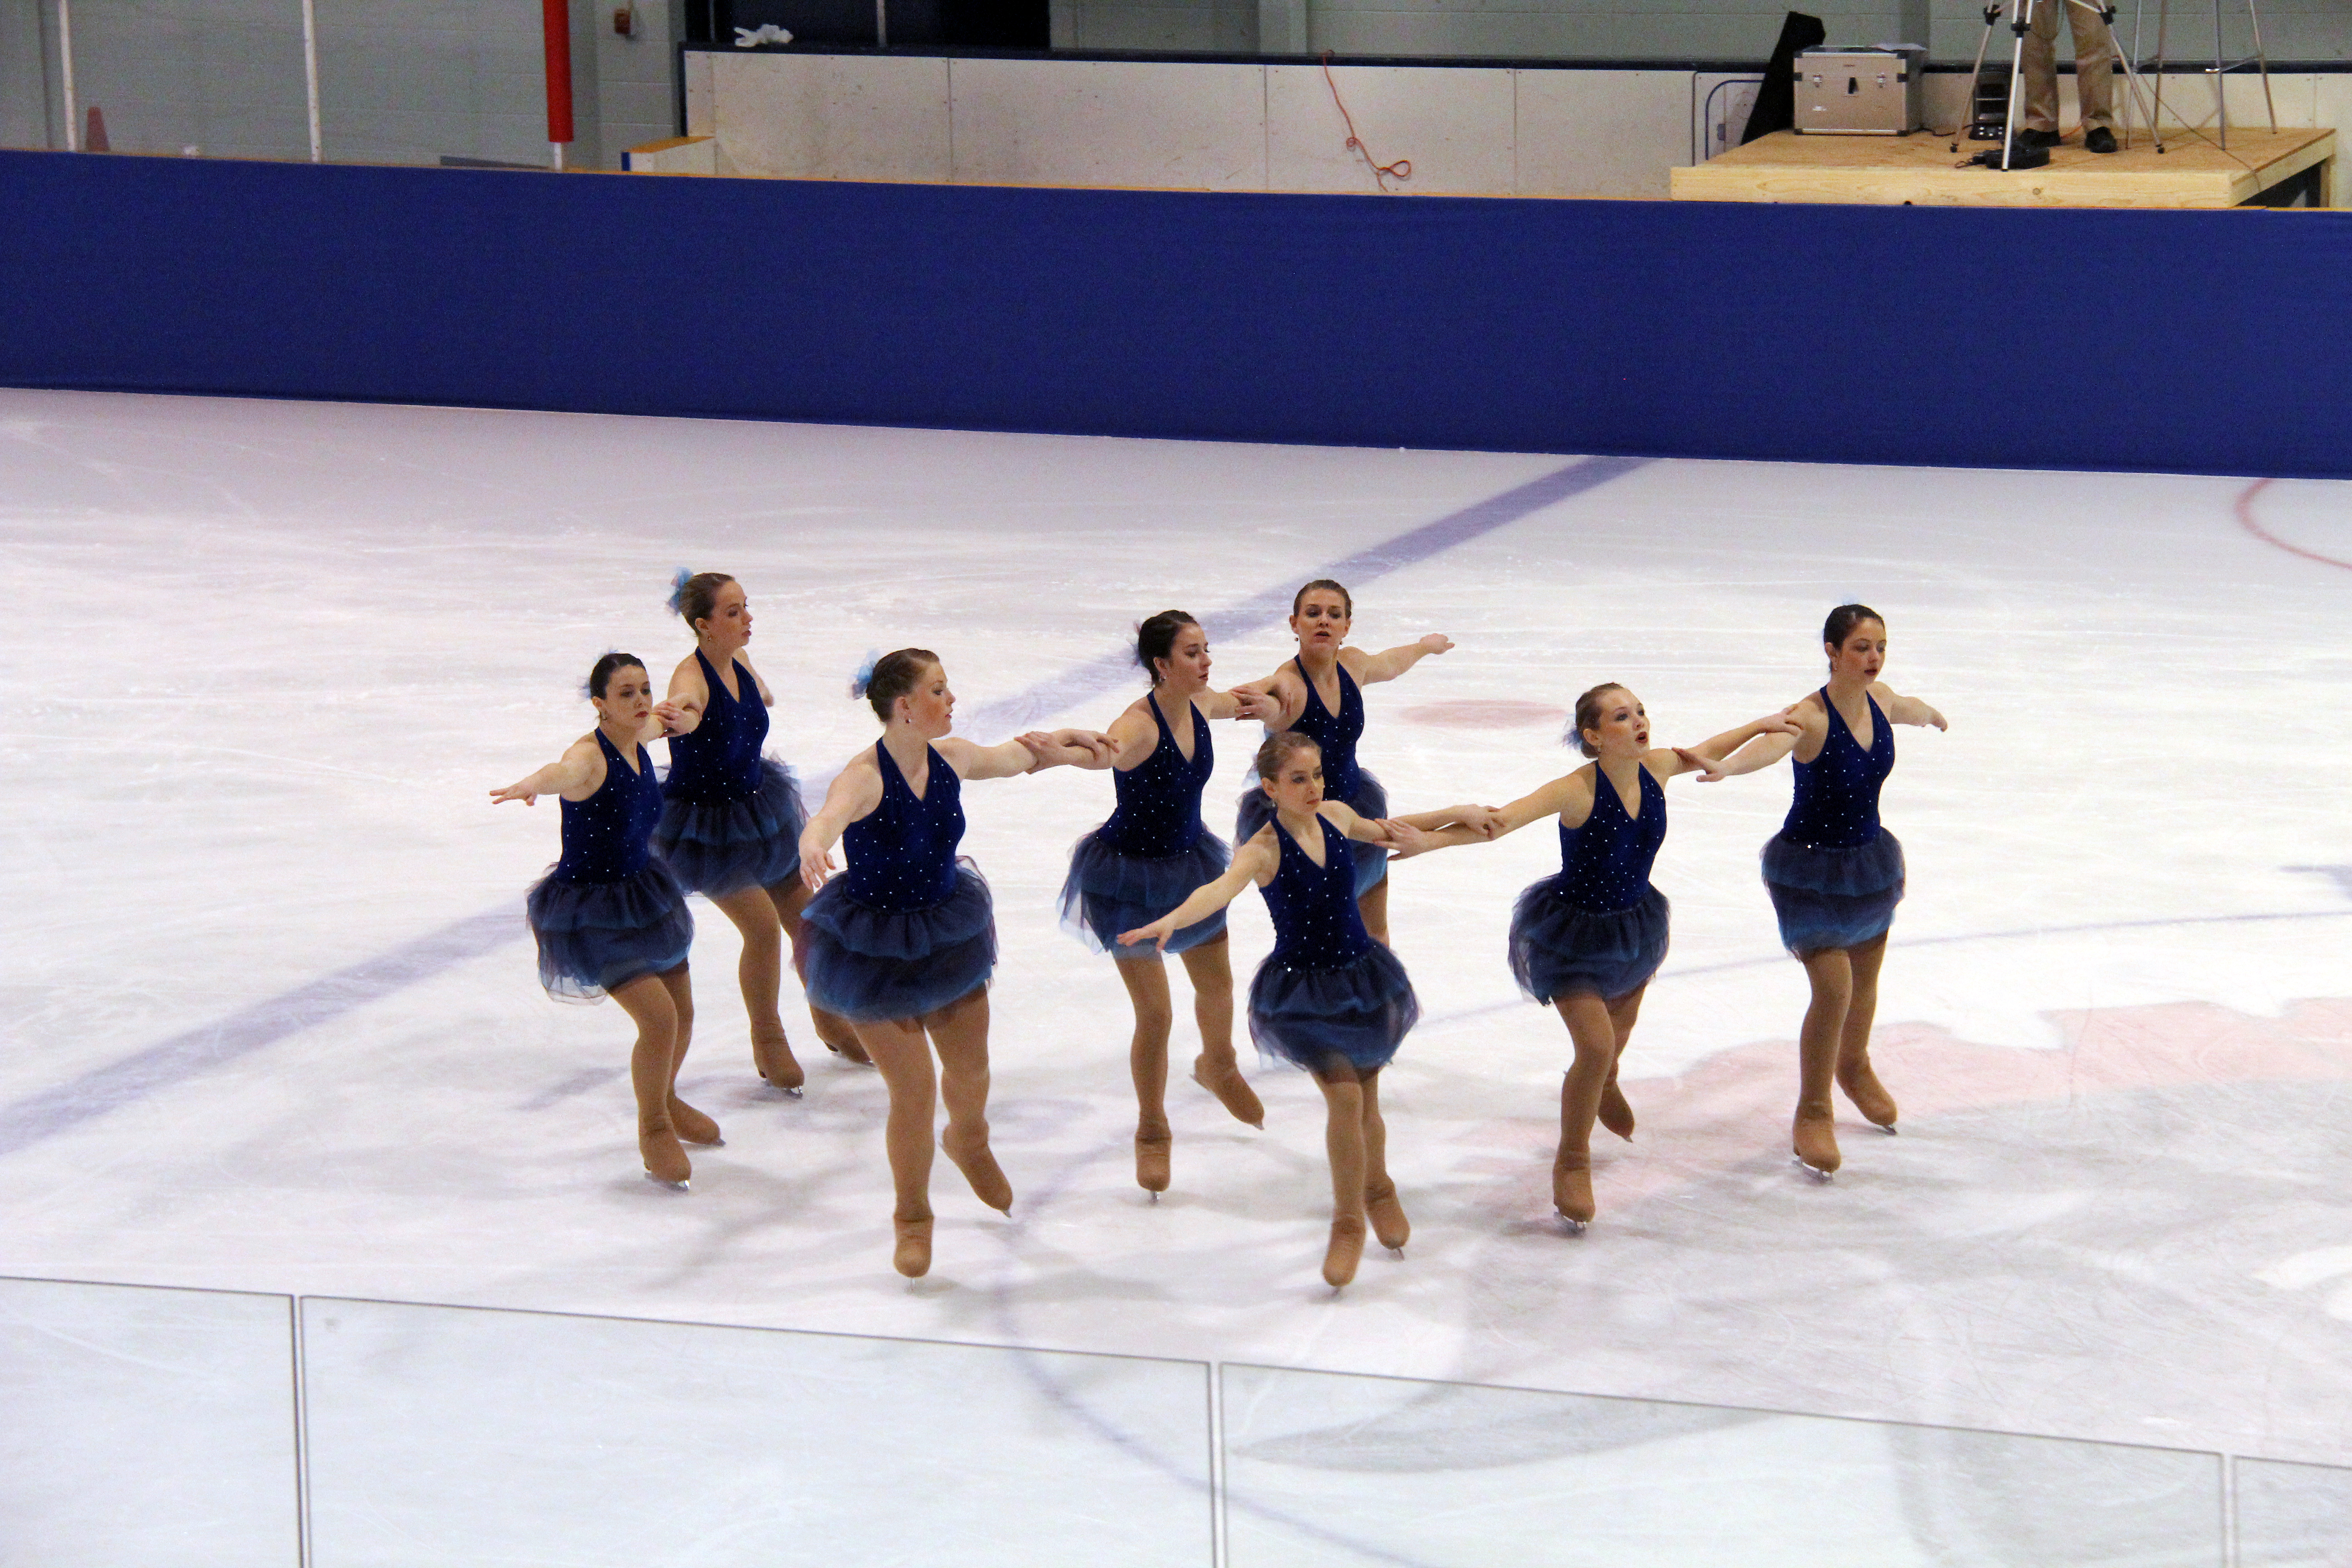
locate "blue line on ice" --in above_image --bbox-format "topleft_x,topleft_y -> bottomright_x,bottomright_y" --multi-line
0,454 -> 1645,1156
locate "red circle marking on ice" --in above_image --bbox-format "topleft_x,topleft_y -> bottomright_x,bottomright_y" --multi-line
1399,701 -> 1568,728
2237,476 -> 2352,573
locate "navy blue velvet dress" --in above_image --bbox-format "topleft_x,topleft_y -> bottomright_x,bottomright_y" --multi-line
1061,692 -> 1231,956
1247,813 -> 1419,1073
650,650 -> 808,897
525,729 -> 695,1001
1509,764 -> 1672,1004
1236,658 -> 1389,899
798,741 -> 996,1022
1761,690 -> 1906,955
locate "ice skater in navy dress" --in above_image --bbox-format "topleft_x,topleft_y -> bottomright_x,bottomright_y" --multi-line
492,652 -> 709,1190
1228,580 -> 1467,947
653,571 -> 862,1093
1705,605 -> 1947,1177
1122,731 -> 1428,1289
1060,611 -> 1268,1194
797,648 -> 1114,1278
1393,685 -> 1798,1226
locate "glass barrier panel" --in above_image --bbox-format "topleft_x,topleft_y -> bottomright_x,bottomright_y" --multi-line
2234,1457 -> 2352,1568
299,1297 -> 1214,1567
1221,1364 -> 2223,1568
0,1275 -> 300,1568
312,0 -> 549,169
59,0 -> 310,159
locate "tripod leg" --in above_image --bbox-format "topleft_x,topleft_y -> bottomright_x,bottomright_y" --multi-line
2212,0 -> 2226,151
2003,0 -> 2035,169
2075,0 -> 2141,149
2248,0 -> 2275,132
1956,5 -> 1999,148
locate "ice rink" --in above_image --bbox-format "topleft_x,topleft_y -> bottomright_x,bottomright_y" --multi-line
3,387 -> 2349,1565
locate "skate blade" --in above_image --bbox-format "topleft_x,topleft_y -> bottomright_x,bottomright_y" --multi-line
642,1172 -> 690,1192
1790,1155 -> 1837,1181
1556,1211 -> 1590,1235
1877,1123 -> 1899,1136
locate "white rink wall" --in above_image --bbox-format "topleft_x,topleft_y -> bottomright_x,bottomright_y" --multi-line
679,49 -> 2352,197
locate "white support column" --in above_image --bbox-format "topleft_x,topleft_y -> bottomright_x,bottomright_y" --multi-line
299,0 -> 322,160
57,0 -> 77,150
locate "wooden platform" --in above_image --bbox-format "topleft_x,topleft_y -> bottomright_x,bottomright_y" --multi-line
1671,126 -> 2335,208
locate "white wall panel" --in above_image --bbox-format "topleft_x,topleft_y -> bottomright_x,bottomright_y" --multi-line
1266,62 -> 1515,194
713,50 -> 950,182
1516,68 -> 1690,196
950,57 -> 1266,189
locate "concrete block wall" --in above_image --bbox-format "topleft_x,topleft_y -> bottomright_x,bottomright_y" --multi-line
1050,0 -> 2352,63
0,0 -> 678,166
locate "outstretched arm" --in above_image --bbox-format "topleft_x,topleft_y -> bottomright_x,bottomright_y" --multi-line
1660,711 -> 1807,782
938,730 -> 1116,780
1348,634 -> 1455,685
1389,774 -> 1583,854
1191,689 -> 1256,723
1117,837 -> 1276,951
1319,801 -> 1445,860
661,661 -> 707,737
1073,706 -> 1158,772
1704,728 -> 1801,780
489,737 -> 598,806
796,757 -> 886,891
1225,665 -> 1302,728
1872,681 -> 1949,731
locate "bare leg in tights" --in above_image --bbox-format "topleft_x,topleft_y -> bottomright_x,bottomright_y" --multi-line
1552,984 -> 1645,1224
852,986 -> 1009,1279
611,967 -> 692,1187
710,882 -> 865,1089
1116,933 -> 1260,1194
1313,1062 -> 1393,1287
768,876 -> 867,1062
1793,933 -> 1893,1173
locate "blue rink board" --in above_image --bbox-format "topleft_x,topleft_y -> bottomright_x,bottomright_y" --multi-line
3,148 -> 2349,476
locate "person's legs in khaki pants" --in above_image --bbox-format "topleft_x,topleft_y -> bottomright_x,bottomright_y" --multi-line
2022,0 -> 2117,137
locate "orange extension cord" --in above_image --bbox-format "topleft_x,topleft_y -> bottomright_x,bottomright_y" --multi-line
1320,52 -> 1413,192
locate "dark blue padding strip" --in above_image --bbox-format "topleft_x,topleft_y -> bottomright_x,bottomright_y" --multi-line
4,149 -> 2350,475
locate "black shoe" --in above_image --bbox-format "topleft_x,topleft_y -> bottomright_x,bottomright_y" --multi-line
2085,126 -> 2118,154
2018,127 -> 2062,150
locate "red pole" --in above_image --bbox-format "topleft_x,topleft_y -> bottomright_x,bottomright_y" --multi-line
542,0 -> 574,154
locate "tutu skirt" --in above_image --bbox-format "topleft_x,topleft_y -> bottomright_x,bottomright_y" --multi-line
1236,769 -> 1390,898
526,862 -> 694,1002
798,860 -> 996,1022
1248,945 -> 1421,1073
1761,830 -> 1906,956
650,756 -> 807,897
1509,881 -> 1670,1004
1059,828 -> 1230,956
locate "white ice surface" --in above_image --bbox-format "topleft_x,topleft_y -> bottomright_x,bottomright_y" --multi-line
3,389 -> 2350,1563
